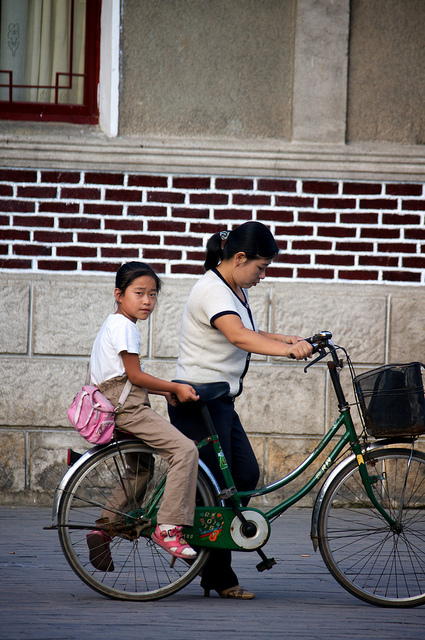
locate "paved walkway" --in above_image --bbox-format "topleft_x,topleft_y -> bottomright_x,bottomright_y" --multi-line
1,506 -> 425,640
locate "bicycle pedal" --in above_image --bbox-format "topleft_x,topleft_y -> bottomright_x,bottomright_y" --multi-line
256,557 -> 277,572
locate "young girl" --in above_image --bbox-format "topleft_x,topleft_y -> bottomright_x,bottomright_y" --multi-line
87,261 -> 199,571
168,221 -> 312,598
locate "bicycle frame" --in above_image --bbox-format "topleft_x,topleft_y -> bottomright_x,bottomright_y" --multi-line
238,408 -> 355,518
224,405 -> 401,530
186,338 -> 402,545
139,355 -> 402,552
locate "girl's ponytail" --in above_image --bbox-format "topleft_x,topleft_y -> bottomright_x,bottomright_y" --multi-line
204,232 -> 223,271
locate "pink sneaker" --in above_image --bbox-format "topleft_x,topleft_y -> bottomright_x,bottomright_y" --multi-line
151,525 -> 197,559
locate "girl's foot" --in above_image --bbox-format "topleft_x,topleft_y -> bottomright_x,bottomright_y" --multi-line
86,530 -> 114,572
152,524 -> 197,559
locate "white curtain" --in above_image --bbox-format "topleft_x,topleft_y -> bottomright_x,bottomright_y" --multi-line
0,0 -> 86,104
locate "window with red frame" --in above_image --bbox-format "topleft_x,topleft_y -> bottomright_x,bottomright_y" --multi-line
0,0 -> 100,124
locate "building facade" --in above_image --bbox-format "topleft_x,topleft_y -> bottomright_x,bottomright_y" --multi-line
1,0 -> 424,505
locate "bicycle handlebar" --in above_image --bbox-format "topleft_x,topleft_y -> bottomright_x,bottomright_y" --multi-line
305,330 -> 333,354
289,330 -> 338,371
289,330 -> 332,358
303,330 -> 343,372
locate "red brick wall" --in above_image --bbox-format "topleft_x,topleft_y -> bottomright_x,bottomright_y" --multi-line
0,168 -> 424,283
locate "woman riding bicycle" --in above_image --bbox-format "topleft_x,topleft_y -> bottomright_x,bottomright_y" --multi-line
168,221 -> 312,599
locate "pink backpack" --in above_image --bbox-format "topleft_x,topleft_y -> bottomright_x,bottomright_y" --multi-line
67,381 -> 131,444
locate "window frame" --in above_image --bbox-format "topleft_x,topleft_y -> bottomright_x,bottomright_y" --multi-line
0,0 -> 101,124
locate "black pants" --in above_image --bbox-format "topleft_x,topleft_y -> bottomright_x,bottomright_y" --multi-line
168,395 -> 259,592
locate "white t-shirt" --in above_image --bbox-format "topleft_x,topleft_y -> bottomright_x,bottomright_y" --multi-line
90,314 -> 141,385
175,268 -> 257,396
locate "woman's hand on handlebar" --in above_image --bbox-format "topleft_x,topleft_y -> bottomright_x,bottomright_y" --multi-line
285,336 -> 314,360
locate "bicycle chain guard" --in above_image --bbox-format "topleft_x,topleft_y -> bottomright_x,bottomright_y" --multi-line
182,506 -> 270,550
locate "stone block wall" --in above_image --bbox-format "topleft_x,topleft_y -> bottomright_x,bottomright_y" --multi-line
1,272 -> 425,507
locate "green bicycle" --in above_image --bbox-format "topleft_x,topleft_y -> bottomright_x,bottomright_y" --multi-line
50,331 -> 425,607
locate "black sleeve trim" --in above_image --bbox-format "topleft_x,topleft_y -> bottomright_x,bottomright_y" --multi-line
210,310 -> 240,328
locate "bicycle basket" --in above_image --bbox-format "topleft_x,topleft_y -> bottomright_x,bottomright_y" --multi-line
354,362 -> 425,437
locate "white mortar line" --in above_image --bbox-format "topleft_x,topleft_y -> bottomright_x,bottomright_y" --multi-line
148,314 -> 154,359
385,294 -> 392,364
27,282 -> 34,356
324,366 -> 330,436
262,437 -> 269,507
25,431 -> 29,491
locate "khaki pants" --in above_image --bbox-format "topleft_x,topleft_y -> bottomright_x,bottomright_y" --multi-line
98,377 -> 198,526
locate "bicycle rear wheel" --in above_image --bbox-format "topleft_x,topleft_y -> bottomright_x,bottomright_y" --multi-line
318,446 -> 425,607
57,440 -> 215,601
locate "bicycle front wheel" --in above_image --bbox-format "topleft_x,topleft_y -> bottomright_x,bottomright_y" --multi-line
57,440 -> 215,601
318,446 -> 425,607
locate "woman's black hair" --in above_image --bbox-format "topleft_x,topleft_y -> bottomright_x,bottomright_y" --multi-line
204,221 -> 279,271
115,262 -> 162,294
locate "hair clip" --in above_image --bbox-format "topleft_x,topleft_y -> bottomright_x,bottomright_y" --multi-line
220,231 -> 230,241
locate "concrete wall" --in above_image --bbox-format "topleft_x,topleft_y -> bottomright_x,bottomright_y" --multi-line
119,0 -> 296,139
119,0 -> 425,147
2,272 -> 425,507
347,0 -> 425,144
2,1 -> 425,183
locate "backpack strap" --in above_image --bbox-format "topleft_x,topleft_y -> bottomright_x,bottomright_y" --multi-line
87,362 -> 132,411
115,378 -> 132,412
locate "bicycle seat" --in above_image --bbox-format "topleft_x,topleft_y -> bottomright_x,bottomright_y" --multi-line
173,380 -> 230,402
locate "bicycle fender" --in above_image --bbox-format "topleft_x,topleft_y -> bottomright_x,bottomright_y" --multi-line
197,459 -> 223,504
310,452 -> 356,552
50,440 -> 150,523
310,437 -> 417,551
